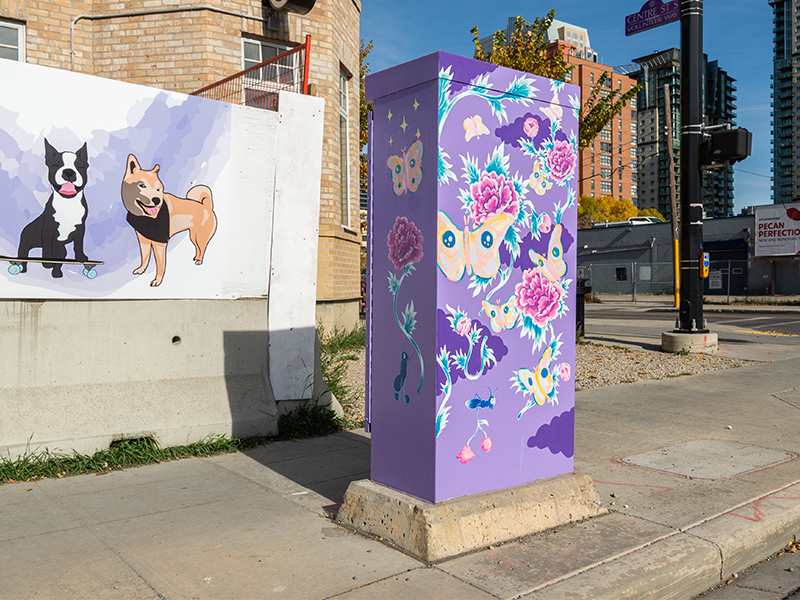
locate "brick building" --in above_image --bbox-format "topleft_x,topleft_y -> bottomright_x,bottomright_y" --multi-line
482,17 -> 639,204
0,0 -> 362,328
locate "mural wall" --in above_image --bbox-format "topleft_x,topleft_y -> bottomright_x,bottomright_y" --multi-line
0,60 -> 251,299
367,52 -> 578,503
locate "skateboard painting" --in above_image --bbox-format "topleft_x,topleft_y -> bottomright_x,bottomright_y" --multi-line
0,60 -> 232,299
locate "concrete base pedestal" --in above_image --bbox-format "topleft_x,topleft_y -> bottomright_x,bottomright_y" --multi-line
336,474 -> 606,562
662,331 -> 719,353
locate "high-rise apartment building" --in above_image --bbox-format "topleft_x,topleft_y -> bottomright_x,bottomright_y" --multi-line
769,0 -> 799,204
631,49 -> 737,220
481,17 -> 639,203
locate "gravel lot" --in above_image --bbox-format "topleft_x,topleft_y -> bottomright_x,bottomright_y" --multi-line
334,343 -> 759,426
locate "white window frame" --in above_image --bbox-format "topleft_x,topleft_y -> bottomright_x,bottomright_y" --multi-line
241,38 -> 296,108
0,21 -> 24,62
339,69 -> 351,229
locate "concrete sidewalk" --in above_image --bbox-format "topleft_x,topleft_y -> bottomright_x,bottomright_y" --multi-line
3,346 -> 800,598
590,293 -> 800,314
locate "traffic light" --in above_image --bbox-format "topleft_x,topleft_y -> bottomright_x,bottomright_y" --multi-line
700,128 -> 752,168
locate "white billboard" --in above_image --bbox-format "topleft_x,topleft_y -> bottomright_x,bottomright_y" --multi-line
755,202 -> 800,257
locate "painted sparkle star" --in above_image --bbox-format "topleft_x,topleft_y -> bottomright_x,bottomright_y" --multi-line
400,116 -> 408,133
415,128 -> 421,139
387,109 -> 393,121
413,98 -> 420,111
389,137 -> 393,146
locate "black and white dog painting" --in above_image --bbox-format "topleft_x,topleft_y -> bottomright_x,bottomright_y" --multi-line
15,139 -> 89,278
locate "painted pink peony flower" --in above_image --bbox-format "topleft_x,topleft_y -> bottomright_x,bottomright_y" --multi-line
515,268 -> 564,326
538,213 -> 552,234
523,117 -> 539,138
545,139 -> 577,183
481,437 -> 492,452
455,316 -> 472,337
559,362 -> 571,382
457,445 -> 476,464
469,171 -> 520,226
387,217 -> 423,271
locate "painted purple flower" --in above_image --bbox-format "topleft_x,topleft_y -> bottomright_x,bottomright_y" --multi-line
559,362 -> 571,382
456,316 -> 472,337
515,268 -> 564,326
545,140 -> 577,183
539,213 -> 552,234
481,437 -> 492,452
469,171 -> 520,226
387,217 -> 423,271
523,117 -> 539,138
457,444 -> 476,464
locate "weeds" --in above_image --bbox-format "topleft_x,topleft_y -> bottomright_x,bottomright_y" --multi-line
277,401 -> 345,440
674,348 -> 691,356
318,323 -> 367,430
0,435 -> 267,485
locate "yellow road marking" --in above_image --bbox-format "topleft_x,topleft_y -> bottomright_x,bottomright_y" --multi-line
733,330 -> 797,337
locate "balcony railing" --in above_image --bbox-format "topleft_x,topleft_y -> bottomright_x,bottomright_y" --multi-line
191,35 -> 312,111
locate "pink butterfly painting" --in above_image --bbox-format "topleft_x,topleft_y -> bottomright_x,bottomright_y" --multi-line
527,160 -> 553,196
387,140 -> 423,196
540,92 -> 563,122
481,295 -> 519,333
437,211 -> 514,282
463,115 -> 490,141
529,224 -> 567,282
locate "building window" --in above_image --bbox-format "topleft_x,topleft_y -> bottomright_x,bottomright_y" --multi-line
631,122 -> 637,133
618,131 -> 622,142
591,180 -> 595,191
242,38 -> 294,109
616,267 -> 628,281
600,130 -> 611,141
591,166 -> 595,176
339,70 -> 351,227
591,153 -> 595,163
631,97 -> 637,110
632,184 -> 638,196
619,182 -> 623,194
601,168 -> 612,179
0,21 -> 24,62
601,180 -> 612,194
600,155 -> 611,166
600,142 -> 612,153
631,160 -> 637,171
631,135 -> 637,145
590,72 -> 594,84
631,147 -> 637,158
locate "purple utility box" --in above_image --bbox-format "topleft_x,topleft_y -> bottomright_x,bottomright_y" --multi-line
366,52 -> 578,503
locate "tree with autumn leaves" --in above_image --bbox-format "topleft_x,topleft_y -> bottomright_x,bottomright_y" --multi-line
471,11 -> 641,151
578,195 -> 664,229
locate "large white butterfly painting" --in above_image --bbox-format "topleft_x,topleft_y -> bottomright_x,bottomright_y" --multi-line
387,140 -> 423,196
437,210 -> 514,282
463,115 -> 490,141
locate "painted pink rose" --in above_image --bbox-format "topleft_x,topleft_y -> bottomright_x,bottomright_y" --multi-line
456,316 -> 472,337
538,213 -> 552,234
523,117 -> 539,138
457,445 -> 475,464
545,139 -> 577,183
559,362 -> 571,382
469,171 -> 520,226
481,437 -> 492,452
515,268 -> 564,326
387,217 -> 423,271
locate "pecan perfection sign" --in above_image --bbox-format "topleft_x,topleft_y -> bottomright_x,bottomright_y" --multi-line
755,202 -> 800,257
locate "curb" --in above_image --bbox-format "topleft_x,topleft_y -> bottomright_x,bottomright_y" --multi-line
522,481 -> 800,599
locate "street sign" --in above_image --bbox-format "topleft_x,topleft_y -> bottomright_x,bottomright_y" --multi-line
708,271 -> 722,290
625,0 -> 679,36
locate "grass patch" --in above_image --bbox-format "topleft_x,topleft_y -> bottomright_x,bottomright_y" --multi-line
277,401 -> 345,440
318,323 -> 367,430
0,434 -> 267,485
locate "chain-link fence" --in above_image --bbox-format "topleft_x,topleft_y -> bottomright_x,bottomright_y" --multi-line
577,259 -> 751,302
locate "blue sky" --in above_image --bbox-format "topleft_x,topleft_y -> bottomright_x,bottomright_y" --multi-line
361,0 -> 774,213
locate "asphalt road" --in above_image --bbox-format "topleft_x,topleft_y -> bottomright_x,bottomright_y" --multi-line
584,309 -> 800,353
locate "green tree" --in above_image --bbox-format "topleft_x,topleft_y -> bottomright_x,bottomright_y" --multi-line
471,12 -> 642,150
360,39 -> 373,190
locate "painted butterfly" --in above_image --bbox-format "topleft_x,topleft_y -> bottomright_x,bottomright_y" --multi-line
481,296 -> 518,333
387,140 -> 423,196
540,92 -> 563,122
437,211 -> 514,282
527,160 -> 553,196
515,345 -> 556,419
529,224 -> 566,282
463,115 -> 490,141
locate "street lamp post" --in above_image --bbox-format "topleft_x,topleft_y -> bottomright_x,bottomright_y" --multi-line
678,0 -> 705,332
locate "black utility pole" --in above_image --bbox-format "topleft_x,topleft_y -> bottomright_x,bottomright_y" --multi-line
678,0 -> 705,332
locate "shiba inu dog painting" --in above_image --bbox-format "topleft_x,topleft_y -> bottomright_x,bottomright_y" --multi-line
121,154 -> 217,287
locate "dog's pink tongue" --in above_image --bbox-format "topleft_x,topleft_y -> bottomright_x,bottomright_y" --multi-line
59,182 -> 76,195
144,205 -> 158,216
